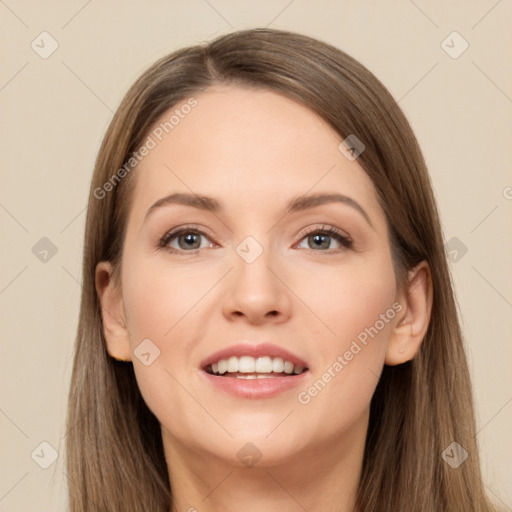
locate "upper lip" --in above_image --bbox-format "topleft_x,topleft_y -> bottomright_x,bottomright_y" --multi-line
200,342 -> 309,370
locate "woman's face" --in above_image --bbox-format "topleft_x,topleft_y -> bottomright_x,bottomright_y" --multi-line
107,85 -> 405,467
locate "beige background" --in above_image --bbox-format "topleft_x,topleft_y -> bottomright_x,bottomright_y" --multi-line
1,1 -> 511,510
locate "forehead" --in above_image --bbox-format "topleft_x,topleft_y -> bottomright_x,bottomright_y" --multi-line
128,85 -> 383,225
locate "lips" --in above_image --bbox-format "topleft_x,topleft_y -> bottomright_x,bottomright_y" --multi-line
200,343 -> 310,398
200,342 -> 309,372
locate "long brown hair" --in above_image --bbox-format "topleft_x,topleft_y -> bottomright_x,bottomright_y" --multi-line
65,28 -> 502,511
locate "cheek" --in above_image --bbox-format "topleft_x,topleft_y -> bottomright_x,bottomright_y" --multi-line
121,252 -> 212,344
119,253 -> 208,436
330,266 -> 397,348
299,249 -> 397,350
295,255 -> 397,423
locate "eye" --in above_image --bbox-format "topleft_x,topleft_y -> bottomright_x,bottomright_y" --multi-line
295,225 -> 353,252
159,225 -> 215,253
158,224 -> 353,254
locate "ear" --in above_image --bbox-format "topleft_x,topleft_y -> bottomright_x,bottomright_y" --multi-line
385,261 -> 433,366
95,261 -> 132,362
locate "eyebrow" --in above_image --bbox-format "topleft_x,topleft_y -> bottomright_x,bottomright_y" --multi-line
144,192 -> 374,228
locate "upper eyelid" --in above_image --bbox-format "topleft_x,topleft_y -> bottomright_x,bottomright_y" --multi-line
161,224 -> 349,238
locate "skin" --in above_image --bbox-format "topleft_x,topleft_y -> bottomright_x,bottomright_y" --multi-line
96,85 -> 432,512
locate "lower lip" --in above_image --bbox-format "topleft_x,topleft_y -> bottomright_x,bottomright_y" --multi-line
201,370 -> 309,399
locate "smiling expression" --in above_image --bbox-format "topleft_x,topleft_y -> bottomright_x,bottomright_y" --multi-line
103,84 -> 404,467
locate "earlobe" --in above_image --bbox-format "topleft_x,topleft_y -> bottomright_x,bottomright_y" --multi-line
385,261 -> 433,366
95,261 -> 132,362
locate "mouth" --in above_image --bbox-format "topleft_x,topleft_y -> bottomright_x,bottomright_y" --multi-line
200,343 -> 310,398
204,355 -> 309,378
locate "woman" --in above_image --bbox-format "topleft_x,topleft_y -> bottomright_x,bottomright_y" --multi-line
66,28 -> 503,511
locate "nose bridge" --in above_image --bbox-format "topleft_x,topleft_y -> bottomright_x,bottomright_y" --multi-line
233,232 -> 276,294
228,203 -> 276,267
223,230 -> 290,321
235,233 -> 267,266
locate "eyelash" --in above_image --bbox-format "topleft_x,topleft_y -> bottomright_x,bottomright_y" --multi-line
158,224 -> 353,255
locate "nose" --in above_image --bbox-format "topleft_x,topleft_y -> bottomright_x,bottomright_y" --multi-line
222,244 -> 292,325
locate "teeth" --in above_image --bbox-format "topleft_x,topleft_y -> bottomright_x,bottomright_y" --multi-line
239,356 -> 255,373
235,374 -> 275,379
272,357 -> 284,373
207,355 -> 306,376
218,359 -> 228,374
255,356 -> 272,373
227,356 -> 238,373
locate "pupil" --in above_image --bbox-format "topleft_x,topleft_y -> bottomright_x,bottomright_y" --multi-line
180,233 -> 200,249
311,234 -> 329,250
